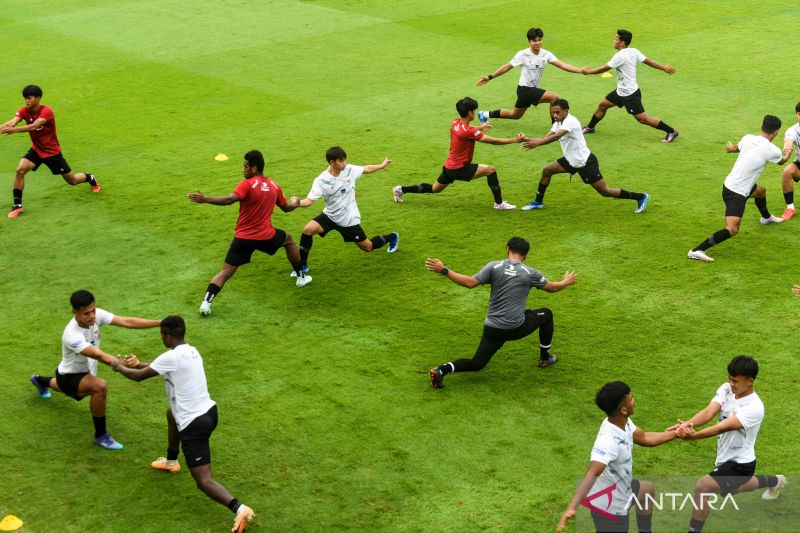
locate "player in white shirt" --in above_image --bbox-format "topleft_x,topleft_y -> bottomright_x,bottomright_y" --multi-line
29,290 -> 160,450
688,116 -> 790,262
113,316 -> 255,533
671,356 -> 786,533
581,29 -> 679,143
475,27 -> 582,124
291,146 -> 398,278
779,102 -> 800,220
557,381 -> 677,533
520,99 -> 650,213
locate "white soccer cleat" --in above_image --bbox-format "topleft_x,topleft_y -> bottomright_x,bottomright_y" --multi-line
392,186 -> 404,203
493,201 -> 517,210
687,249 -> 714,262
478,111 -> 490,124
762,475 -> 787,500
199,300 -> 211,315
296,275 -> 313,288
759,215 -> 783,225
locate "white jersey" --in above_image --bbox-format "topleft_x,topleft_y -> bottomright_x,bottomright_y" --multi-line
58,308 -> 115,375
510,48 -> 558,88
723,135 -> 782,197
785,124 -> 800,163
711,384 -> 763,465
589,418 -> 637,516
149,343 -> 216,432
552,113 -> 590,168
607,48 -> 646,96
308,164 -> 364,227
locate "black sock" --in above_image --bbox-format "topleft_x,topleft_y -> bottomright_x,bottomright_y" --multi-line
166,446 -> 180,461
539,344 -> 551,359
227,498 -> 241,513
656,121 -> 675,133
401,183 -> 433,194
757,475 -> 779,488
636,513 -> 652,533
36,375 -> 52,388
535,183 -> 548,203
486,172 -> 503,203
290,261 -> 304,276
618,189 -> 644,201
86,173 -> 97,186
694,228 -> 732,251
370,235 -> 388,249
754,196 -> 771,218
92,416 -> 107,438
587,114 -> 601,128
784,191 -> 794,206
489,110 -> 501,119
688,518 -> 705,532
204,283 -> 221,303
12,188 -> 22,207
300,233 -> 314,264
437,363 -> 454,376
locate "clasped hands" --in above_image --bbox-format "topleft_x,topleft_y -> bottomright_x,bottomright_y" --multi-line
667,419 -> 696,439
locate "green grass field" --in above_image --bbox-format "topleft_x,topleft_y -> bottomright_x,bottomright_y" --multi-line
1,1 -> 799,532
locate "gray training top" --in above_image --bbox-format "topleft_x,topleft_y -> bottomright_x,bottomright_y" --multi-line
473,259 -> 548,329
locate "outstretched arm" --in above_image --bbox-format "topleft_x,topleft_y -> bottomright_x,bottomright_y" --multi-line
478,132 -> 526,146
110,316 -> 161,329
522,129 -> 563,150
541,271 -> 576,293
556,461 -> 607,532
363,158 -> 392,174
0,116 -> 22,131
79,345 -> 126,368
633,427 -> 678,447
726,142 -> 740,153
187,190 -> 240,206
643,58 -> 676,75
0,117 -> 45,135
680,414 -> 743,441
425,258 -> 480,288
793,285 -> 800,297
112,359 -> 159,382
552,59 -> 583,74
582,64 -> 611,75
476,63 -> 514,86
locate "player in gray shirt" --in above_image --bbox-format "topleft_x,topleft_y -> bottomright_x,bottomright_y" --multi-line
426,237 -> 576,388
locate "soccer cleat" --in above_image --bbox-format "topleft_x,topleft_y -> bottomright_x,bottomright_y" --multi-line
87,173 -> 101,193
781,207 -> 796,221
762,475 -> 787,500
687,249 -> 714,262
150,457 -> 181,473
199,300 -> 212,316
759,215 -> 783,225
493,201 -> 517,210
635,193 -> 650,213
429,368 -> 444,389
232,504 -> 255,533
581,126 -> 595,134
477,110 -> 489,125
296,274 -> 313,288
537,354 -> 559,368
94,433 -> 124,450
7,206 -> 23,218
30,375 -> 51,399
387,232 -> 399,253
662,130 -> 680,144
522,200 -> 544,211
392,185 -> 404,203
290,265 -> 310,278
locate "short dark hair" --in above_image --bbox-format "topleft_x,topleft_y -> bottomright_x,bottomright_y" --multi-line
526,28 -> 543,41
326,146 -> 347,163
161,315 -> 186,339
727,355 -> 758,379
552,98 -> 570,111
22,85 -> 43,98
244,150 -> 264,173
595,381 -> 631,416
761,115 -> 781,134
70,290 -> 95,310
456,97 -> 479,118
617,29 -> 633,46
795,102 -> 800,114
506,236 -> 530,256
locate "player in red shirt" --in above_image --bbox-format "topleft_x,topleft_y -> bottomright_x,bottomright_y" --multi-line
392,97 -> 525,209
187,150 -> 310,316
0,85 -> 99,218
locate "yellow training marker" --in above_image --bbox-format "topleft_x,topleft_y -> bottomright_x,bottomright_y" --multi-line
0,515 -> 23,531
214,153 -> 229,161
601,72 -> 612,78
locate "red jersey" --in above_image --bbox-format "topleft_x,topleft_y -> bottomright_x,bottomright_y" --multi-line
444,118 -> 483,169
16,105 -> 60,158
231,176 -> 287,240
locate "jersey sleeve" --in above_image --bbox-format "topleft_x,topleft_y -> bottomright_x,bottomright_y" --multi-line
545,50 -> 559,63
473,261 -> 496,285
39,106 -> 54,122
736,400 -> 764,429
607,51 -> 624,68
347,164 -> 365,182
15,106 -> 26,119
63,330 -> 91,354
149,351 -> 178,375
711,383 -> 729,407
308,177 -> 324,200
635,49 -> 646,63
509,50 -> 525,67
273,181 -> 287,207
590,431 -> 618,465
457,124 -> 484,142
232,178 -> 251,200
737,136 -> 746,151
94,308 -> 115,327
767,144 -> 782,164
528,267 -> 548,289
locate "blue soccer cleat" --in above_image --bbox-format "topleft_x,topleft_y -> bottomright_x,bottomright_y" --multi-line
635,193 -> 650,213
94,433 -> 124,450
478,111 -> 489,125
387,232 -> 399,253
30,375 -> 51,399
522,201 -> 544,211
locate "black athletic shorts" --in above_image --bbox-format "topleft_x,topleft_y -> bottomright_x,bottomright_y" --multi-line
589,479 -> 640,533
722,184 -> 756,218
557,153 -> 603,184
179,404 -> 218,468
710,460 -> 756,496
224,230 -> 287,266
515,85 -> 547,108
790,160 -> 800,181
605,88 -> 645,115
23,148 -> 72,175
55,369 -> 89,401
437,163 -> 479,184
483,308 -> 553,343
313,212 -> 367,243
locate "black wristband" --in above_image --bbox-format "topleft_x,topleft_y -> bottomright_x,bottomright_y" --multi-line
487,74 -> 493,80
441,268 -> 449,276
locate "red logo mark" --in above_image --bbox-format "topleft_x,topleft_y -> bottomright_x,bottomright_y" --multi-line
580,484 -> 617,520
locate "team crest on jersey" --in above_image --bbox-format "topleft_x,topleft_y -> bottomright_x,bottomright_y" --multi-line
503,264 -> 517,277
260,181 -> 270,192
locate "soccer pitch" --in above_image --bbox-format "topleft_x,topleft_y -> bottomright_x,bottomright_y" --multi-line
1,1 -> 798,532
